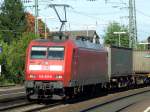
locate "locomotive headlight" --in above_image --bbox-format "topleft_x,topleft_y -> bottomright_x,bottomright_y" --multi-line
55,75 -> 63,79
29,74 -> 36,78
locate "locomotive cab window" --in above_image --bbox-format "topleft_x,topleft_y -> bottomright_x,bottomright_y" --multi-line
31,46 -> 47,59
48,46 -> 64,60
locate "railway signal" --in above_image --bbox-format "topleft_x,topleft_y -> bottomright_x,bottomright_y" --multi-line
0,44 -> 2,76
0,45 -> 2,54
148,36 -> 150,49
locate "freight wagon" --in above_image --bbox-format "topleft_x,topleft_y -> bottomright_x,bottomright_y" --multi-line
107,46 -> 133,88
133,51 -> 150,74
133,51 -> 150,84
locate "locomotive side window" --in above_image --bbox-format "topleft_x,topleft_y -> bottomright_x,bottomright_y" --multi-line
31,46 -> 47,59
48,46 -> 64,60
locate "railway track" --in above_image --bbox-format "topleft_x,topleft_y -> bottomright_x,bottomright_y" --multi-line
0,97 -> 62,112
79,87 -> 150,112
42,87 -> 150,112
0,96 -> 31,111
0,87 -> 150,112
0,98 -> 63,112
24,102 -> 63,112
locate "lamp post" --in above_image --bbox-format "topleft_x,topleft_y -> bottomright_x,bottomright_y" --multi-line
113,31 -> 126,47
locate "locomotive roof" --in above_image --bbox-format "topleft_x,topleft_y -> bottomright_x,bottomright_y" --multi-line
32,39 -> 51,42
31,38 -> 105,51
74,40 -> 104,50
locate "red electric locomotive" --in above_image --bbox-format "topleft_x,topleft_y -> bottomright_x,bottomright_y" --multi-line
25,37 -> 108,100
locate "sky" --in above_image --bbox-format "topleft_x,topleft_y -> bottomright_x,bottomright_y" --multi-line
1,0 -> 150,42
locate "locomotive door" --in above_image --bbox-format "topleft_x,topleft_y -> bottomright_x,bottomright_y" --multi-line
72,48 -> 78,86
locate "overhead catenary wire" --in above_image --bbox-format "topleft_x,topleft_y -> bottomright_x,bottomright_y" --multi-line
23,0 -> 127,23
136,9 -> 150,18
71,9 -> 123,16
68,7 -> 124,21
21,0 -> 149,41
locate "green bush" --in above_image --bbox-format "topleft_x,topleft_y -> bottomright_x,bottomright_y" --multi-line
0,32 -> 39,84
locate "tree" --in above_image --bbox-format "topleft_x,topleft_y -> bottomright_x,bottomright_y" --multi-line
25,12 -> 50,37
25,13 -> 35,33
0,33 -> 38,84
0,0 -> 27,44
104,22 -> 129,48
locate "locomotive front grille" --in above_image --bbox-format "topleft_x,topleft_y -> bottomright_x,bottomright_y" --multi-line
25,81 -> 63,89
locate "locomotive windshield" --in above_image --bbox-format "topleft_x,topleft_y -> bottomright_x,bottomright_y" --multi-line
31,46 -> 47,59
48,46 -> 64,60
